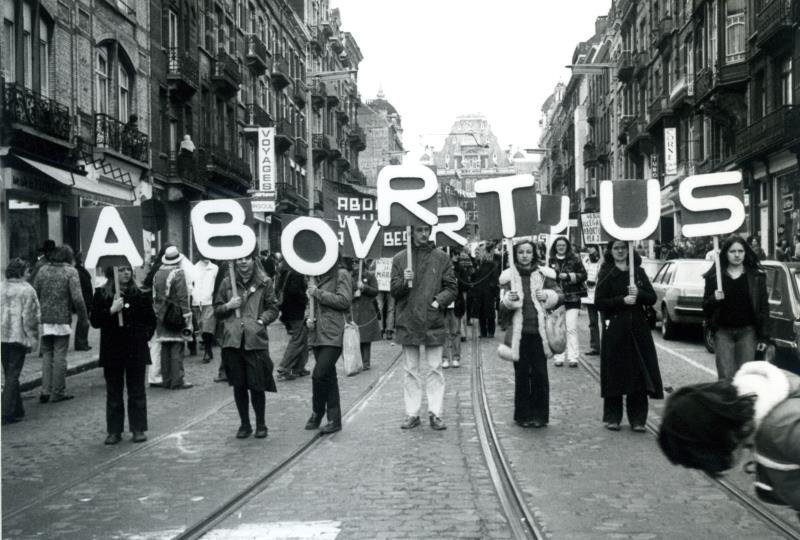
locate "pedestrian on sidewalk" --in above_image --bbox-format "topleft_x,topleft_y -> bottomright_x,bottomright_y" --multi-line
32,245 -> 88,403
275,260 -> 309,381
73,252 -> 94,352
349,258 -> 381,371
191,256 -> 219,363
28,239 -> 55,285
498,240 -> 562,428
214,252 -> 278,439
391,225 -> 457,431
304,258 -> 353,434
152,246 -> 193,390
583,245 -> 602,356
91,266 -> 156,444
702,235 -> 769,382
658,361 -> 800,516
548,236 -> 587,367
1,258 -> 40,424
594,240 -> 663,432
444,250 -> 467,368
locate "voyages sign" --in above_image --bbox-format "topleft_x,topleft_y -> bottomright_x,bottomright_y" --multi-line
254,127 -> 276,212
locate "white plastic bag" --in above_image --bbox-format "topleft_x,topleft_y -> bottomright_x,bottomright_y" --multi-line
342,319 -> 362,376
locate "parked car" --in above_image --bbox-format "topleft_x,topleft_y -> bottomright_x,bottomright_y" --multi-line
651,259 -> 713,339
641,258 -> 665,281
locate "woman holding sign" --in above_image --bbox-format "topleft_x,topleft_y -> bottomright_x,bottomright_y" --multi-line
702,236 -> 769,382
595,240 -> 663,432
304,259 -> 353,435
91,266 -> 157,444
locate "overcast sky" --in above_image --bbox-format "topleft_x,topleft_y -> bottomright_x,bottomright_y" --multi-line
330,0 -> 612,159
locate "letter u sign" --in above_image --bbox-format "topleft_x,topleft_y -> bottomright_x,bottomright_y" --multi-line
598,179 -> 661,241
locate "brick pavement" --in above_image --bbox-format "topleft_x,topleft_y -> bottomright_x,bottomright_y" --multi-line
2,326 -> 408,539
206,344 -> 511,540
480,312 -> 789,539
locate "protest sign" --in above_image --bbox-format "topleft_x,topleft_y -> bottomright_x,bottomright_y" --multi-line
537,194 -> 569,234
581,212 -> 602,245
375,258 -> 392,292
475,174 -> 538,239
281,216 -> 340,276
431,207 -> 468,247
344,217 -> 382,260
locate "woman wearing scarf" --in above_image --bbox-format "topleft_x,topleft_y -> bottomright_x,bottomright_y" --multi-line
90,265 -> 157,444
497,240 -> 563,428
548,236 -> 587,367
214,251 -> 279,439
594,240 -> 663,432
304,259 -> 353,434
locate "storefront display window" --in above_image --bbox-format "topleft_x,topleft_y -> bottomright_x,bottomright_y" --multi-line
8,198 -> 41,263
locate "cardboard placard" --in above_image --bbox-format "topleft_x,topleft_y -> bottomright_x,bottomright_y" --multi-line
80,205 -> 145,269
581,212 -> 603,245
280,215 -> 340,276
190,199 -> 257,260
376,165 -> 439,227
430,206 -> 468,247
537,194 -> 569,234
344,217 -> 382,260
475,174 -> 538,239
678,171 -> 745,237
375,257 -> 392,292
599,179 -> 660,241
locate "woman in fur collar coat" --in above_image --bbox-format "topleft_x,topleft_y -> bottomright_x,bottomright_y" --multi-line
498,240 -> 563,428
659,362 -> 800,517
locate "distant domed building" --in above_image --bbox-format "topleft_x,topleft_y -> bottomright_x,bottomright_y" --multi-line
357,88 -> 404,187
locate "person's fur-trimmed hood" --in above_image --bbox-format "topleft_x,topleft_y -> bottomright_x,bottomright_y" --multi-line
733,361 -> 792,427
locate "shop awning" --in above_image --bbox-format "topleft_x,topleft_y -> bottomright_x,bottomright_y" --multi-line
16,155 -> 134,204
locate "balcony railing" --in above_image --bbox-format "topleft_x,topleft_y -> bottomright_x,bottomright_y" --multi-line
212,49 -> 241,94
2,83 -> 71,141
245,34 -> 270,74
311,80 -> 327,110
293,78 -> 307,108
167,47 -> 199,98
616,51 -> 634,81
271,54 -> 291,91
201,144 -> 252,185
736,105 -> 800,159
648,94 -> 670,124
246,103 -> 272,127
694,66 -> 713,101
276,181 -> 308,208
275,119 -> 294,153
348,125 -> 367,151
294,137 -> 308,163
756,0 -> 796,48
94,113 -> 148,162
652,17 -> 674,48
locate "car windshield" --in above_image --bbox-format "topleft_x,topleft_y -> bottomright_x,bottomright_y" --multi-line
641,261 -> 662,280
674,261 -> 712,284
793,272 -> 800,299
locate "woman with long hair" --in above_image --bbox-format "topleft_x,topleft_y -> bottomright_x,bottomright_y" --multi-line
90,265 -> 157,444
498,240 -> 563,428
594,240 -> 663,431
548,236 -> 587,367
304,258 -> 353,434
349,258 -> 381,370
702,235 -> 769,381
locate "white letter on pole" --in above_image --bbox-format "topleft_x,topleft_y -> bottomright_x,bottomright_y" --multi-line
678,171 -> 745,237
83,206 -> 144,269
191,200 -> 256,260
474,174 -> 535,238
376,164 -> 439,226
430,207 -> 468,246
345,217 -> 381,259
599,179 -> 661,241
282,216 -> 339,276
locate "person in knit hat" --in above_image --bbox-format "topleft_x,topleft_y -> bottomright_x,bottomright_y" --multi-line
658,362 -> 800,516
498,239 -> 563,428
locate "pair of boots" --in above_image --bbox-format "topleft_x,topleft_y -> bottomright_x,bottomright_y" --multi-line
304,408 -> 341,434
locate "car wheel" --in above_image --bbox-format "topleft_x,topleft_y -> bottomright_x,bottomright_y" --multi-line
661,305 -> 676,340
703,324 -> 715,353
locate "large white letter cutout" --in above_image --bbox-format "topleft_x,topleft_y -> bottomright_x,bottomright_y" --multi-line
599,179 -> 661,241
83,206 -> 144,269
282,216 -> 339,276
345,217 -> 382,260
430,207 -> 468,246
474,174 -> 535,238
376,164 -> 439,226
536,194 -> 570,234
678,171 -> 745,237
191,200 -> 257,260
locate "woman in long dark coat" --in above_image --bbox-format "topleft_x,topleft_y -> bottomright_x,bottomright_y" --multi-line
350,259 -> 381,370
594,240 -> 663,432
90,265 -> 157,444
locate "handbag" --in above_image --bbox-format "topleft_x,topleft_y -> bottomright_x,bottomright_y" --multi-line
342,312 -> 362,376
162,269 -> 186,332
544,305 -> 567,355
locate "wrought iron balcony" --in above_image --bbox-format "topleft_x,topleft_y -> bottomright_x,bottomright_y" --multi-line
2,83 -> 71,142
246,103 -> 273,127
275,118 -> 294,153
167,47 -> 199,99
756,0 -> 796,49
310,26 -> 326,54
167,149 -> 197,180
212,49 -> 241,96
312,133 -> 330,161
348,125 -> 367,152
294,136 -> 308,164
293,78 -> 307,109
648,94 -> 672,129
736,105 -> 800,160
325,134 -> 341,160
199,144 -> 252,188
616,51 -> 634,82
694,66 -> 713,102
276,181 -> 308,210
245,34 -> 270,75
271,54 -> 291,91
94,113 -> 149,162
320,20 -> 333,38
311,80 -> 327,110
652,17 -> 674,49
326,85 -> 340,108
669,76 -> 694,109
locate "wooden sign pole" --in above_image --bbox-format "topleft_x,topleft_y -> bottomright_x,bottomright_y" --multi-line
228,263 -> 241,318
713,236 -> 723,292
628,242 -> 635,287
113,266 -> 123,327
406,225 -> 413,288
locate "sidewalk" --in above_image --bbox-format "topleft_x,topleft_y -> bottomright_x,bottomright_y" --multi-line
16,325 -> 101,393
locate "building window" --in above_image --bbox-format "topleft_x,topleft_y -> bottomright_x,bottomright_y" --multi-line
96,43 -> 134,121
119,63 -> 129,121
779,56 -> 793,106
708,0 -> 718,68
167,10 -> 178,49
96,48 -> 109,114
22,1 -> 32,88
3,1 -> 15,83
724,0 -> 745,64
38,18 -> 50,96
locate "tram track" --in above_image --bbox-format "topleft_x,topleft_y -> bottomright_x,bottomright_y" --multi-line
576,355 -> 800,540
471,325 -> 547,540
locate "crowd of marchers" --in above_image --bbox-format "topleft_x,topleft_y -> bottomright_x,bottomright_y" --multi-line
1,229 -> 797,518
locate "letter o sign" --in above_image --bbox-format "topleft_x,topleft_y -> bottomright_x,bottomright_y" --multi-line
281,217 -> 339,276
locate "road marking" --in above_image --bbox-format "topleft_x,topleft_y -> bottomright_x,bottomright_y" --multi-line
201,521 -> 341,539
654,342 -> 716,376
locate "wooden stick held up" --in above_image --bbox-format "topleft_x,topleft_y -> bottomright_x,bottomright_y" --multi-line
113,266 -> 123,327
406,225 -> 413,288
228,263 -> 241,318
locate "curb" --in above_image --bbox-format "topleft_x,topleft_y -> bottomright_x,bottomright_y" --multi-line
20,359 -> 100,393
